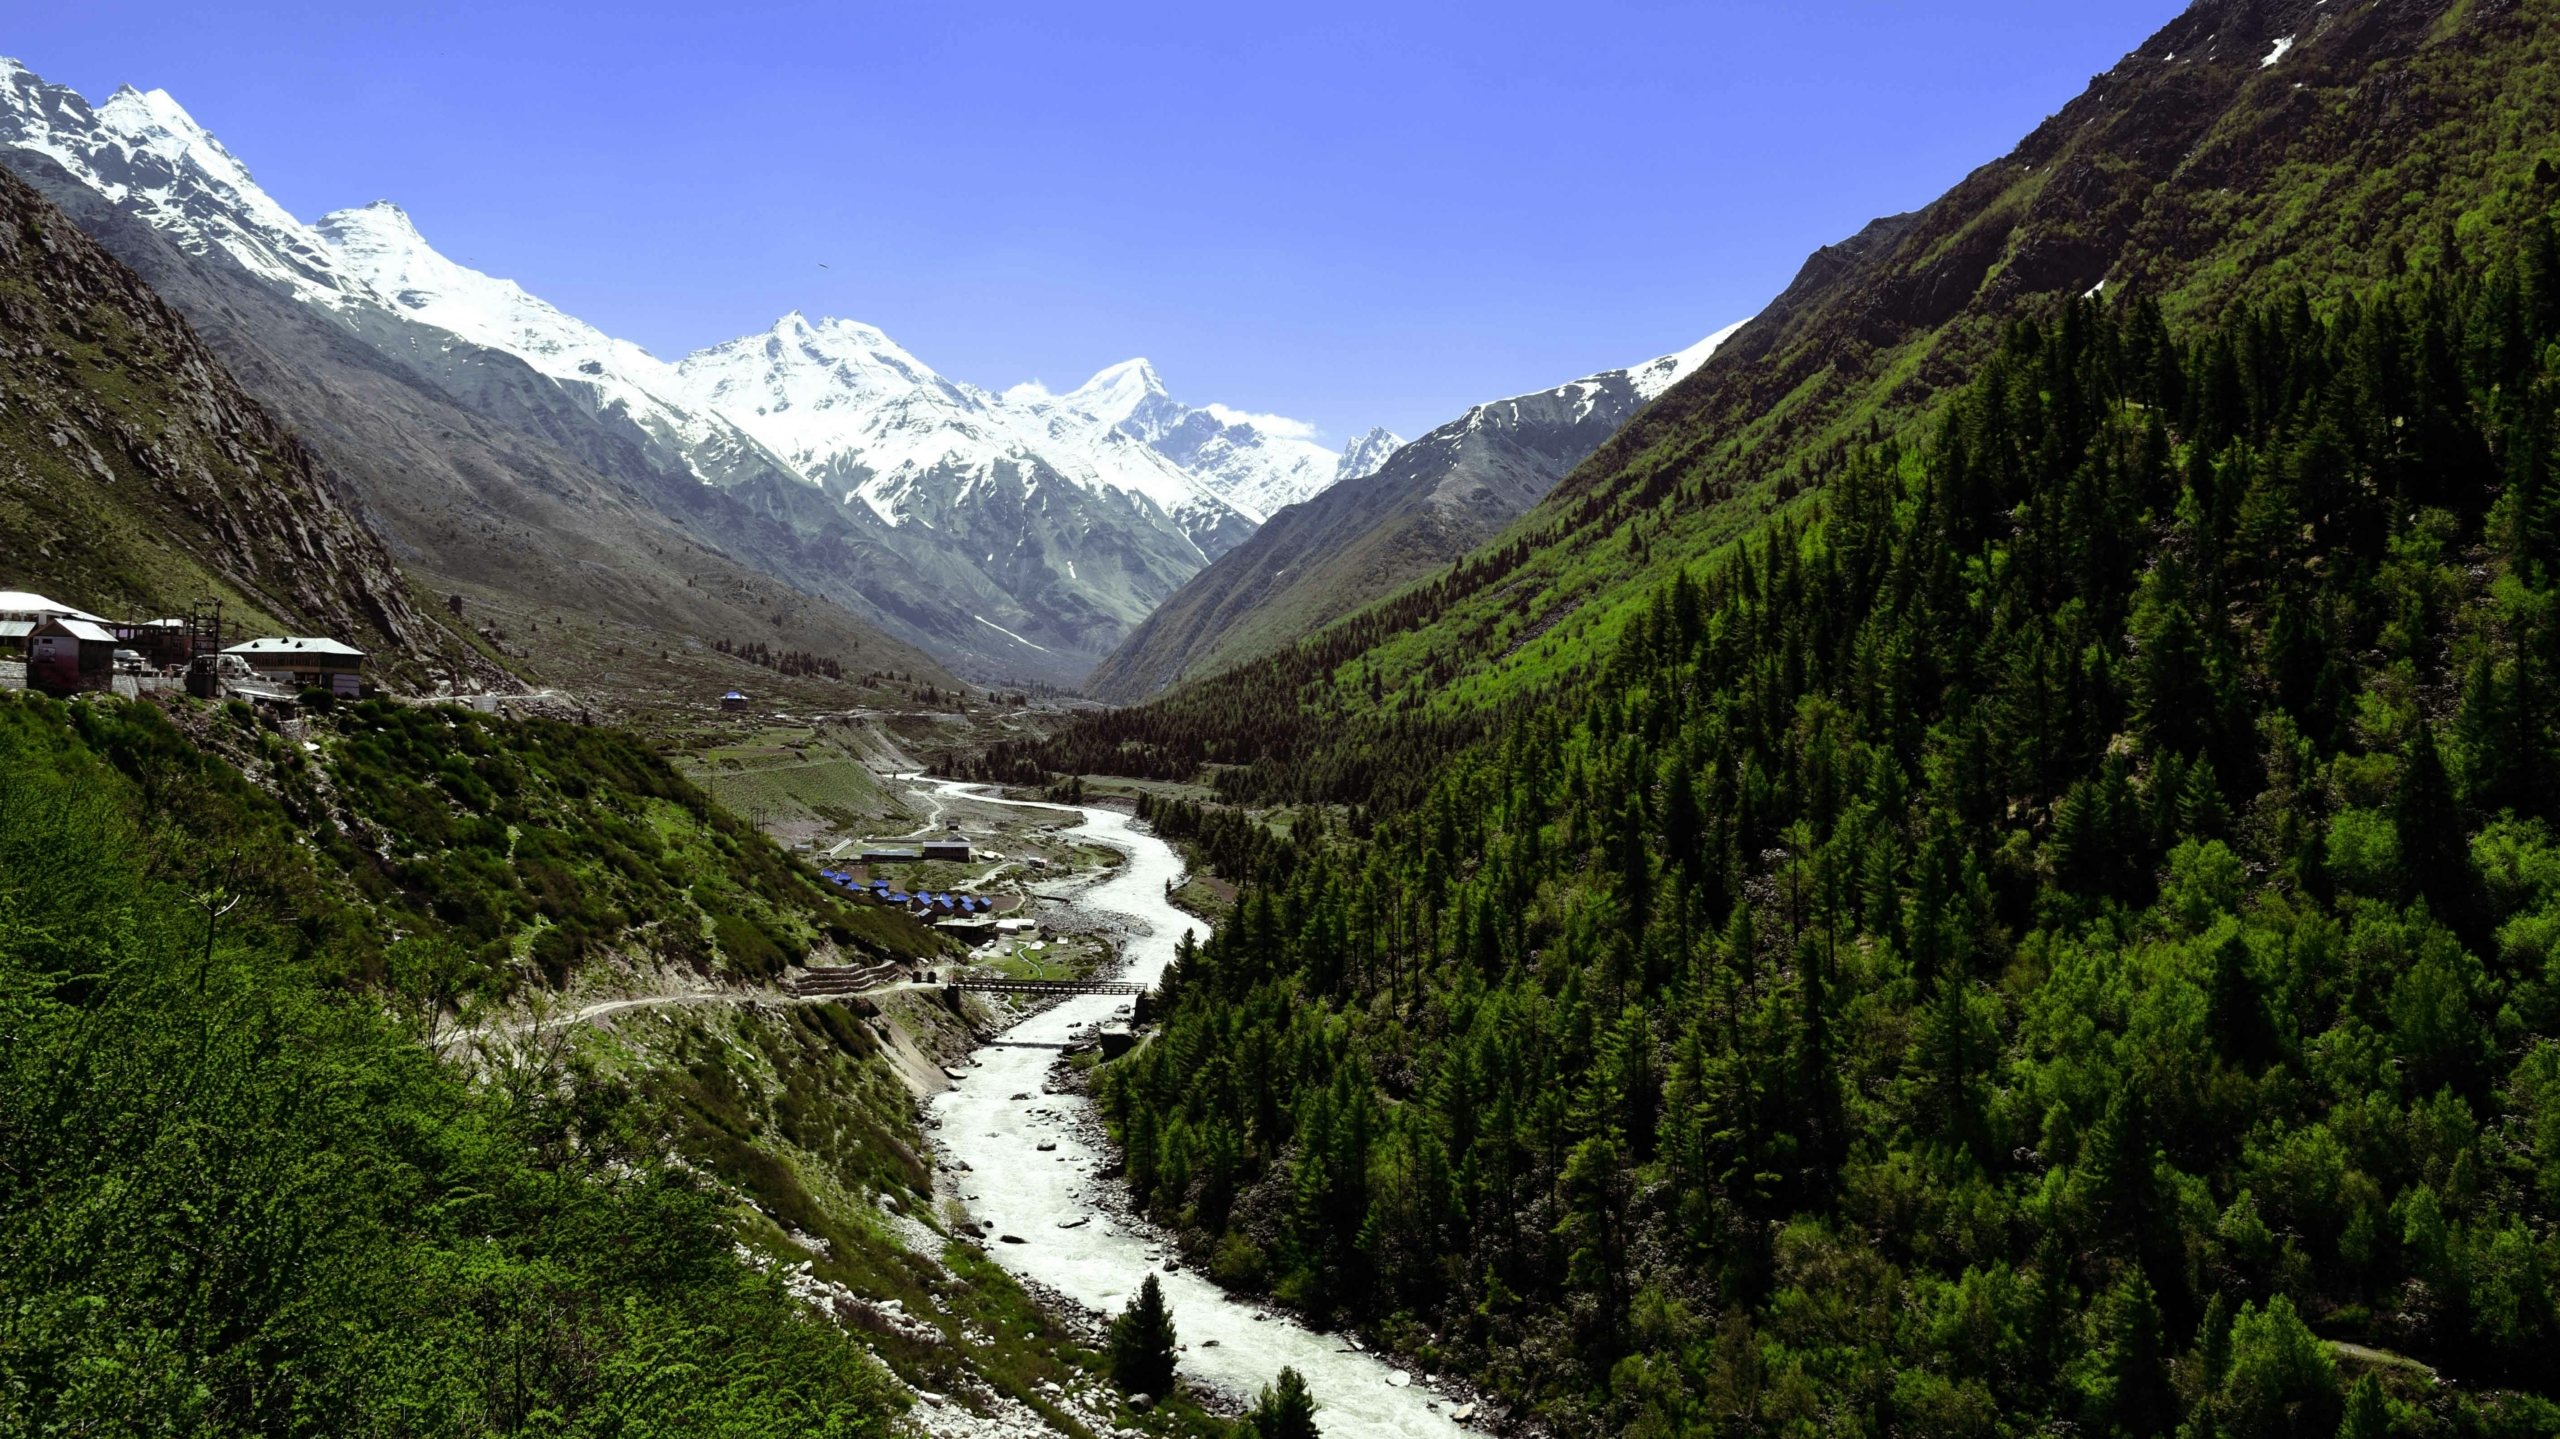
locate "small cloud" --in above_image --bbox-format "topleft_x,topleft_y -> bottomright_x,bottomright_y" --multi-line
1202,403 -> 1318,441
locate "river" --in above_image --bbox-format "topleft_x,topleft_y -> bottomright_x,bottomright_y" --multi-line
918,780 -> 1468,1439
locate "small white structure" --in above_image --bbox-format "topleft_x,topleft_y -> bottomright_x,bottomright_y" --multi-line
222,637 -> 366,697
0,591 -> 107,658
29,617 -> 116,692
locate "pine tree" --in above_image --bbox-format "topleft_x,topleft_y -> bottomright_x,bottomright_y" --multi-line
2216,1297 -> 2338,1439
2336,1375 -> 2391,1439
1109,1273 -> 1179,1396
1248,1367 -> 1320,1439
2083,1270 -> 2171,1437
2395,722 -> 2474,933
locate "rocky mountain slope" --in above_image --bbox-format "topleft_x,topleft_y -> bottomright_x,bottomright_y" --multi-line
1082,325 -> 1738,700
0,57 -> 1392,684
0,159 -> 448,674
5,145 -> 958,699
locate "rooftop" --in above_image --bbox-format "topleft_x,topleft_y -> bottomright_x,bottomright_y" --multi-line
0,591 -> 106,624
38,618 -> 117,644
224,637 -> 366,659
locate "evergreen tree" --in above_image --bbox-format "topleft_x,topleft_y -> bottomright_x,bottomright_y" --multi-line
2396,722 -> 2475,933
1109,1273 -> 1179,1396
1247,1367 -> 1320,1439
2336,1375 -> 2392,1439
2082,1271 -> 2172,1437
2216,1298 -> 2339,1439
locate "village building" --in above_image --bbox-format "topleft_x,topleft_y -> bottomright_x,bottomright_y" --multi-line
112,608 -> 226,669
28,617 -> 117,693
221,637 -> 367,697
0,591 -> 107,659
920,835 -> 971,862
720,690 -> 749,712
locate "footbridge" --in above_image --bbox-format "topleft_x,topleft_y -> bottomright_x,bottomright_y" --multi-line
949,978 -> 1143,997
781,966 -> 1143,1001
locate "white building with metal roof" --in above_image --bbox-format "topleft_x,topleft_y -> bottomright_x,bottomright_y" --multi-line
222,637 -> 367,696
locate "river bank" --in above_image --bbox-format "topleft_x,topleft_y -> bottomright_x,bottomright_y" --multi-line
916,779 -> 1473,1439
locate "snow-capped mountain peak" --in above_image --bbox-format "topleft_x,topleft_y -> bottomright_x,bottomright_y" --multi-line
0,62 -> 374,311
0,52 -> 1408,680
315,199 -> 622,369
1336,426 -> 1406,483
1005,357 -> 1184,444
685,319 -> 933,444
1627,318 -> 1752,402
94,83 -> 227,171
1065,357 -> 1170,415
1002,359 -> 1382,519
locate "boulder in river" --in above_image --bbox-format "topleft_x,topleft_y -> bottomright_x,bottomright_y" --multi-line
1000,1233 -> 1026,1244
1387,1370 -> 1411,1387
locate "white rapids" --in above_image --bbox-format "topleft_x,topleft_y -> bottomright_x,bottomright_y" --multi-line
919,780 -> 1467,1439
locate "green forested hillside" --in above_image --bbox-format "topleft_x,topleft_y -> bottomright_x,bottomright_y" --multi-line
0,695 -> 905,1433
1052,220 -> 2560,1436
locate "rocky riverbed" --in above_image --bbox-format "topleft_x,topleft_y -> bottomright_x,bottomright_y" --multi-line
918,780 -> 1473,1439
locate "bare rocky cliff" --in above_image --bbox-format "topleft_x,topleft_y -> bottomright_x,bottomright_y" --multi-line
0,159 -> 434,663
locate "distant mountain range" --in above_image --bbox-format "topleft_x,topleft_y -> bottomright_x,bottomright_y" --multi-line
1083,323 -> 1744,700
0,57 -> 1400,684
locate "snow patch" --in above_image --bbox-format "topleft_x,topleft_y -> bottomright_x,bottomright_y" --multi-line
974,616 -> 1051,653
1627,317 -> 1752,403
2261,36 -> 2294,67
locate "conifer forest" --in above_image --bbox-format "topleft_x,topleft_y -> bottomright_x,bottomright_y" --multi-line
1027,225 -> 2560,1438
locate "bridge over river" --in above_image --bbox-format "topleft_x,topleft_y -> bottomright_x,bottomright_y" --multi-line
949,978 -> 1141,996
784,966 -> 1141,1000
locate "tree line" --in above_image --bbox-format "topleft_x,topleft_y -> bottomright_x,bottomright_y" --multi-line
716,637 -> 847,679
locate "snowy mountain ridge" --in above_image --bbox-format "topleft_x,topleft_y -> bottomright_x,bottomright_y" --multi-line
312,199 -> 784,489
1002,360 -> 1402,522
0,60 -> 374,312
672,314 -> 1222,536
1084,320 -> 1748,701
0,57 -> 1373,543
0,53 -> 1408,681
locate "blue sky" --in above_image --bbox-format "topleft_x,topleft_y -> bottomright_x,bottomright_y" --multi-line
10,1 -> 2182,441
